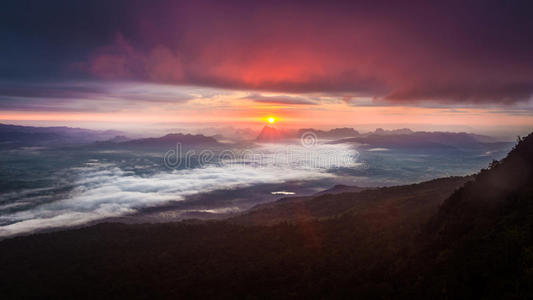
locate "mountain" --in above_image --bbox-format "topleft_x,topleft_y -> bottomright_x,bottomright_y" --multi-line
0,134 -> 531,298
230,176 -> 470,226
373,128 -> 413,135
105,135 -> 130,143
403,133 -> 533,298
255,125 -> 285,142
255,127 -> 501,151
312,184 -> 366,196
331,131 -> 508,152
0,123 -> 123,148
120,133 -> 219,147
296,127 -> 360,139
255,126 -> 360,142
0,175 -> 472,298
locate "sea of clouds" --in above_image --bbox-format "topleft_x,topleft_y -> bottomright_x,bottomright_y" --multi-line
0,143 -> 360,237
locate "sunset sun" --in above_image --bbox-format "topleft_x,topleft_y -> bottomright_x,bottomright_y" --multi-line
268,117 -> 276,124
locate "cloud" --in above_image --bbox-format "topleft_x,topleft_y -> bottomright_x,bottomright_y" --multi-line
2,0 -> 533,104
0,81 -> 198,112
384,82 -> 533,104
0,143 -> 359,237
85,34 -> 185,82
244,93 -> 318,105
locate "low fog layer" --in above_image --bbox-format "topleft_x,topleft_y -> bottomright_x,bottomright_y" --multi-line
0,143 -> 359,237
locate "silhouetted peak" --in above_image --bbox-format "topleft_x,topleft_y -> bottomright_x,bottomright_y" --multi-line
256,125 -> 283,142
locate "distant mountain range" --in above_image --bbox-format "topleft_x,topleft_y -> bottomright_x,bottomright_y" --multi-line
1,123 -> 505,152
119,133 -> 220,147
256,126 -> 364,141
0,123 -> 222,149
254,125 -> 508,152
297,127 -> 361,139
331,131 -> 506,151
0,123 -> 122,148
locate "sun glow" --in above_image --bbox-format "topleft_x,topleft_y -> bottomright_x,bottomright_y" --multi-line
268,117 -> 276,124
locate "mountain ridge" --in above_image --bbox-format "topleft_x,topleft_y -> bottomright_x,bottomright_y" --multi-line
120,133 -> 219,147
0,123 -> 123,147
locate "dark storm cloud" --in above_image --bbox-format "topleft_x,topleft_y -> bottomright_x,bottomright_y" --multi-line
1,0 -> 533,104
0,81 -> 196,111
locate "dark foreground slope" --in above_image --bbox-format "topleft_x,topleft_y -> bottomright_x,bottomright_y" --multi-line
400,133 -> 533,298
0,134 -> 532,299
0,177 -> 468,299
231,177 -> 469,226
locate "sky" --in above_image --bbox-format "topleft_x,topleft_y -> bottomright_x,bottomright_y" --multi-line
1,0 -> 533,137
